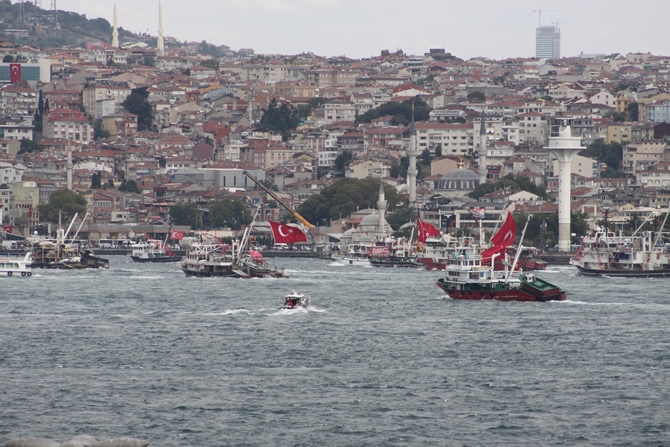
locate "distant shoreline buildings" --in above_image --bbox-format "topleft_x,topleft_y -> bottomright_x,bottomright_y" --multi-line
0,4 -> 669,253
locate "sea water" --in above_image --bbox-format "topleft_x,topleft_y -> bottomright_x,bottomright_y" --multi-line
1,256 -> 668,446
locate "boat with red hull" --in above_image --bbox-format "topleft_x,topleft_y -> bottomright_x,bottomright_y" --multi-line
435,214 -> 566,302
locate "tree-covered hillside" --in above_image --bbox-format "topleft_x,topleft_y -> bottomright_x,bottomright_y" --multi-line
0,0 -> 134,49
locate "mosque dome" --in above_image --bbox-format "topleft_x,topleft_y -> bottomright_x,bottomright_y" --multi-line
436,167 -> 480,191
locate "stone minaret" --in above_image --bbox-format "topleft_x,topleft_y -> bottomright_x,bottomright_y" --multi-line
111,1 -> 119,49
377,182 -> 388,234
157,0 -> 165,57
66,139 -> 73,190
407,102 -> 418,207
247,90 -> 253,124
478,111 -> 487,184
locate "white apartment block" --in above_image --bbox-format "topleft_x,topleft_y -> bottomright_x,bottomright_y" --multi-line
82,86 -> 131,119
323,101 -> 356,124
415,123 -> 473,156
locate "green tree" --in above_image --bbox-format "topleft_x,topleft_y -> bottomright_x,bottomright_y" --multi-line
18,138 -> 42,154
91,171 -> 102,189
468,173 -> 548,200
121,86 -> 152,131
627,101 -> 639,121
2,55 -> 13,62
208,199 -> 252,229
467,91 -> 486,101
357,97 -> 431,125
118,179 -> 141,194
386,206 -> 415,233
169,203 -> 201,228
200,59 -> 219,70
142,56 -> 155,67
94,120 -> 110,140
334,150 -> 353,175
37,189 -> 88,223
296,178 -> 401,224
258,98 -> 298,141
584,139 -> 623,172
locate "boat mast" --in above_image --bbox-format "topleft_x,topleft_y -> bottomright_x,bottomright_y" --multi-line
506,214 -> 532,282
71,212 -> 88,242
652,211 -> 669,251
236,205 -> 261,260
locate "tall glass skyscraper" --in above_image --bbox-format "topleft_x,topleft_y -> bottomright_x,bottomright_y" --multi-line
536,26 -> 560,59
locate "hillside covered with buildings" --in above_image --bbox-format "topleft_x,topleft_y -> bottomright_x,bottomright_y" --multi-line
2,3 -> 670,247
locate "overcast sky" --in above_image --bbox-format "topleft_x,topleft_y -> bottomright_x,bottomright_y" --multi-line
53,0 -> 669,60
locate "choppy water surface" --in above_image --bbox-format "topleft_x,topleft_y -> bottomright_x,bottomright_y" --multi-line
1,256 -> 669,446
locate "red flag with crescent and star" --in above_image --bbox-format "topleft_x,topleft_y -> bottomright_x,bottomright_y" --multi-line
170,230 -> 184,240
9,64 -> 21,84
490,211 -> 516,247
417,219 -> 440,243
268,220 -> 307,244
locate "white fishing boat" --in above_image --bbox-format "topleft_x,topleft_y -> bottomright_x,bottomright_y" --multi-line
0,252 -> 33,277
281,291 -> 310,309
330,244 -> 371,266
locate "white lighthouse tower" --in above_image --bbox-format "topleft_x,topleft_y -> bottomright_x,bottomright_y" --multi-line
545,126 -> 583,252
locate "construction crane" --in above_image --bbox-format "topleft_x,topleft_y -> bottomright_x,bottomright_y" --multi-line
532,7 -> 567,27
243,171 -> 315,231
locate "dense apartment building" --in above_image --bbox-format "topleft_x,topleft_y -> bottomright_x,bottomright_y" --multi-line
43,109 -> 93,144
82,85 -> 131,119
0,85 -> 37,118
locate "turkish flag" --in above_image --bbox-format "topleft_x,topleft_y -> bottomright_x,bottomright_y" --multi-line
417,219 -> 440,243
3,226 -> 12,234
268,220 -> 307,244
9,64 -> 21,84
490,211 -> 516,247
170,230 -> 184,240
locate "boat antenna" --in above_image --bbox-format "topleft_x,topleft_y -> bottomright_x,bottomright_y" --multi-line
506,213 -> 532,282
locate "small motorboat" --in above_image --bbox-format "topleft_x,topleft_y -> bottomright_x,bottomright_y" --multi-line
282,291 -> 310,309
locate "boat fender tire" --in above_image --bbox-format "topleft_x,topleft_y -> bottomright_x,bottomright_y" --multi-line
27,272 -> 32,276
349,260 -> 353,265
21,272 -> 26,276
7,271 -> 12,276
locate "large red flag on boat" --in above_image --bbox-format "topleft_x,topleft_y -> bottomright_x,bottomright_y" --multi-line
417,219 -> 440,243
490,211 -> 516,247
170,230 -> 184,240
269,220 -> 307,244
9,64 -> 21,84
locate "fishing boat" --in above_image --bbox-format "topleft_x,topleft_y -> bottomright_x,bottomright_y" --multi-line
435,215 -> 566,302
515,247 -> 548,271
29,213 -> 109,269
368,238 -> 422,268
0,252 -> 32,277
281,291 -> 310,309
180,209 -> 289,279
130,233 -> 180,263
416,234 -> 476,270
570,227 -> 670,277
330,243 -> 371,266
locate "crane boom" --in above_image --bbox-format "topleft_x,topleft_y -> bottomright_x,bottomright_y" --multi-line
244,171 -> 314,230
